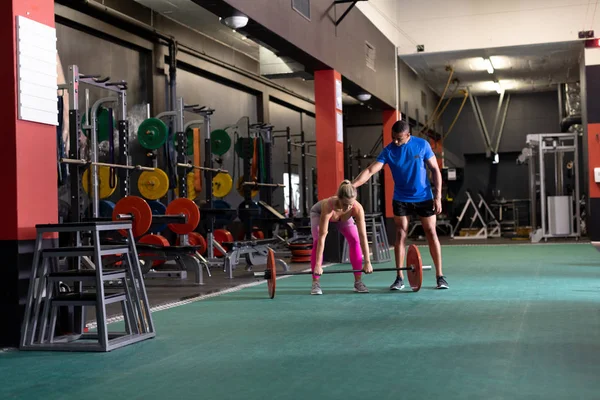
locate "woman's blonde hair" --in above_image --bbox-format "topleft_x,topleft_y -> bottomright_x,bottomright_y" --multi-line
337,179 -> 357,200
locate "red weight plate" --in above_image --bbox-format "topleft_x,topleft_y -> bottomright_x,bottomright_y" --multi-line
213,229 -> 233,257
175,232 -> 207,255
292,249 -> 312,257
188,232 -> 207,255
166,198 -> 201,234
113,196 -> 153,238
138,234 -> 170,266
406,244 -> 423,292
267,248 -> 276,299
291,256 -> 311,263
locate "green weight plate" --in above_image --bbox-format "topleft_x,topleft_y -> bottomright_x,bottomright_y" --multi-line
211,129 -> 231,156
235,137 -> 255,159
172,127 -> 194,156
138,118 -> 168,150
81,107 -> 115,142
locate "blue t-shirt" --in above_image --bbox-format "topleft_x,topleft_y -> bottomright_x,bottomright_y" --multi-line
376,136 -> 435,203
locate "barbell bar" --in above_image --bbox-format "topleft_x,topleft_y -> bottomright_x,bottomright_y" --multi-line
241,182 -> 285,188
61,158 -> 155,172
260,245 -> 429,299
177,163 -> 229,174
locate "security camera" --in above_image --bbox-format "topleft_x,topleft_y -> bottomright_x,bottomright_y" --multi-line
222,15 -> 249,29
357,93 -> 371,102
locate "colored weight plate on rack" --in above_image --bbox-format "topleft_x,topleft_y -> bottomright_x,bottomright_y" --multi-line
137,118 -> 168,150
213,229 -> 233,257
147,200 -> 167,233
177,232 -> 207,255
81,107 -> 116,142
175,172 -> 197,200
212,172 -> 233,198
234,137 -> 255,159
211,129 -> 231,156
236,176 -> 259,198
237,199 -> 261,224
138,168 -> 170,200
165,198 -> 201,235
406,244 -> 423,292
173,127 -> 195,156
212,199 -> 234,224
138,234 -> 170,267
113,196 -> 153,238
82,166 -> 118,199
99,200 -> 116,219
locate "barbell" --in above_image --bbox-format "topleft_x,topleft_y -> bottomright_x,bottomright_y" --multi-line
257,245 -> 431,299
112,195 -> 200,237
61,158 -> 155,171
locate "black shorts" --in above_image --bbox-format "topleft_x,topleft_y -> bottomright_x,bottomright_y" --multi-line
393,199 -> 435,218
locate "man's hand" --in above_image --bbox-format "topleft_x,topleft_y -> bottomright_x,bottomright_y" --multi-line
433,197 -> 442,214
363,261 -> 373,274
314,265 -> 323,276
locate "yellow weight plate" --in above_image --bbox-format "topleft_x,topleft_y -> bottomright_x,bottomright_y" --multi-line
138,168 -> 170,200
175,172 -> 197,200
237,176 -> 258,198
212,172 -> 233,198
82,166 -> 117,199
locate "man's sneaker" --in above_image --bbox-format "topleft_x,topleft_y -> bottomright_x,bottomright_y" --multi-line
311,281 -> 323,295
390,276 -> 405,290
436,276 -> 449,289
354,281 -> 369,293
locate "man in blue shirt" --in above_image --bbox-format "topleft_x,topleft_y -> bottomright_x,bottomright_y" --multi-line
352,120 -> 448,289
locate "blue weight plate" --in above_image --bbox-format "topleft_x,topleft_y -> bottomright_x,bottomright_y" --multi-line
99,200 -> 115,219
213,199 -> 234,223
148,200 -> 167,233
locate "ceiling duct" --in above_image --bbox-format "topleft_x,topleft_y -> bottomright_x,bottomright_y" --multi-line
559,82 -> 582,133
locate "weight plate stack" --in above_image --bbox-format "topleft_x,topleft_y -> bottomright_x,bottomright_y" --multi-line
289,241 -> 313,263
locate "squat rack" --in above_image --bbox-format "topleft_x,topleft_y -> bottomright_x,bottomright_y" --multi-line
58,64 -> 129,222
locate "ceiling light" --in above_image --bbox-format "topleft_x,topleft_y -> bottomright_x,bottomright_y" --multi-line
482,58 -> 494,74
357,93 -> 372,102
222,15 -> 249,30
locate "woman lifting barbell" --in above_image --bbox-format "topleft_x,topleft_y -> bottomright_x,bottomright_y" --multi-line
310,180 -> 373,295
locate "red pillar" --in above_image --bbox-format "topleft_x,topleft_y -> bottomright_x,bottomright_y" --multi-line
382,109 -> 401,218
0,0 -> 57,347
315,70 -> 345,200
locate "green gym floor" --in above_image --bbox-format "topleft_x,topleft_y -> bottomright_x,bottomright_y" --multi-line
1,242 -> 599,399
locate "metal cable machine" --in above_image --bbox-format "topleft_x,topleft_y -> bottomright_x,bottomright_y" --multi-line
523,132 -> 581,242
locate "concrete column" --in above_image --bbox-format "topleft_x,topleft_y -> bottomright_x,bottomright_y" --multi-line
315,70 -> 344,199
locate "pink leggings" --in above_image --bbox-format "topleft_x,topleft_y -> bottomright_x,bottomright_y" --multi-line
310,215 -> 363,279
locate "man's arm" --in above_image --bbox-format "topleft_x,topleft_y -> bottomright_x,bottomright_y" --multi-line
352,161 -> 384,189
426,156 -> 442,200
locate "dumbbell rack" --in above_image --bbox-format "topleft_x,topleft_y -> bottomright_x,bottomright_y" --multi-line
20,221 -> 155,352
341,213 -> 391,264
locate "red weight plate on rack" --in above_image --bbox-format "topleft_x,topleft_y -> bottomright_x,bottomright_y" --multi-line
166,198 -> 201,234
113,196 -> 153,238
138,234 -> 170,266
267,248 -> 276,299
213,229 -> 233,257
406,244 -> 423,292
184,232 -> 208,255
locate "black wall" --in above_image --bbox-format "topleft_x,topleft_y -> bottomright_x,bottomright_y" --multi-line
442,91 -> 561,159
